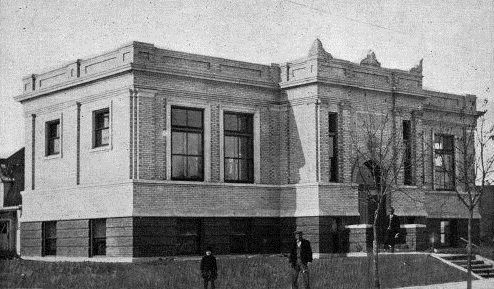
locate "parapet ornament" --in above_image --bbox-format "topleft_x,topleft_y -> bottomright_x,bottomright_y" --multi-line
409,59 -> 423,75
360,50 -> 381,67
308,38 -> 333,60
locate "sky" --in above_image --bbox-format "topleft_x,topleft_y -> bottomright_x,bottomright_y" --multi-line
0,0 -> 493,158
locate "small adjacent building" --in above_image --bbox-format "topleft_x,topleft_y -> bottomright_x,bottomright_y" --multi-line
14,40 -> 481,261
0,147 -> 24,254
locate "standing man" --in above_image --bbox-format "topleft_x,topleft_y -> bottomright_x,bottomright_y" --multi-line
200,246 -> 217,289
289,231 -> 313,289
386,207 -> 401,253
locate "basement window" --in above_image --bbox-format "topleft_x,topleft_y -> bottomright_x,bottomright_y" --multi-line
42,221 -> 57,256
90,219 -> 106,256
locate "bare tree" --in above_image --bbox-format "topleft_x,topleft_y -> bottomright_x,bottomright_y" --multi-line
447,99 -> 493,289
351,111 -> 407,289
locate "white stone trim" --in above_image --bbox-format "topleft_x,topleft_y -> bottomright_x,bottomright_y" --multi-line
400,224 -> 426,228
22,256 -> 134,263
219,105 -> 260,183
345,224 -> 373,229
165,98 -> 211,182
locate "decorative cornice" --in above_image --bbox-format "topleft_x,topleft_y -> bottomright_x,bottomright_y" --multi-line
133,64 -> 279,90
15,65 -> 133,102
280,75 -> 429,99
23,87 -> 131,116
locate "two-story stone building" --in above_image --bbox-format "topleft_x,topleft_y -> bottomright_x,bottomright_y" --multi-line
15,39 -> 480,261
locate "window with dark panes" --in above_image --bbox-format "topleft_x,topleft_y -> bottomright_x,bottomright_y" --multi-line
93,108 -> 110,147
90,219 -> 106,256
171,107 -> 204,181
434,134 -> 455,190
42,221 -> 57,256
176,218 -> 201,255
224,112 -> 253,183
403,120 -> 413,185
230,218 -> 251,254
328,113 -> 338,182
46,120 -> 60,156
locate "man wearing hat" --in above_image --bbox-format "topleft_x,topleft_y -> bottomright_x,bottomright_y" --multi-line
200,246 -> 217,289
289,231 -> 313,289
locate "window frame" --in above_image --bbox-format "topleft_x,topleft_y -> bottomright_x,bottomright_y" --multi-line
171,106 -> 205,181
89,219 -> 106,257
92,108 -> 110,148
223,112 -> 254,183
403,120 -> 413,185
45,119 -> 61,156
328,112 -> 338,182
433,134 -> 455,191
42,221 -> 57,256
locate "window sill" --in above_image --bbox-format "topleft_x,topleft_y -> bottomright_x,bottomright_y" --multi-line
90,145 -> 111,153
224,180 -> 255,184
44,154 -> 61,160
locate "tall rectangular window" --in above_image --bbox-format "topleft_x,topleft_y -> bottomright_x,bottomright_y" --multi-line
403,120 -> 413,185
42,221 -> 57,256
171,107 -> 204,181
93,108 -> 110,148
328,113 -> 338,182
90,219 -> 106,256
434,134 -> 455,190
224,112 -> 254,183
45,120 -> 60,156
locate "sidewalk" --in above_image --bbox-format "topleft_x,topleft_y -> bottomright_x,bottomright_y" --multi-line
398,278 -> 494,289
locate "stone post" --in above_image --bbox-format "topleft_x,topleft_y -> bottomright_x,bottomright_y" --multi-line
345,224 -> 373,252
401,224 -> 428,251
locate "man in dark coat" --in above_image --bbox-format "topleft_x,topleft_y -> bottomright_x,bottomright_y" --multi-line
289,231 -> 313,289
200,246 -> 217,289
386,207 -> 401,253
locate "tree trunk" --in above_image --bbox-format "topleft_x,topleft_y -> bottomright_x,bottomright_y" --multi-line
373,209 -> 380,289
467,209 -> 473,289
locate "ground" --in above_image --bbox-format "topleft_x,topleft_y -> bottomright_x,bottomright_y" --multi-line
0,254 -> 469,289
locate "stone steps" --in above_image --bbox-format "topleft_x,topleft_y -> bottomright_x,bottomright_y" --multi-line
441,254 -> 494,279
